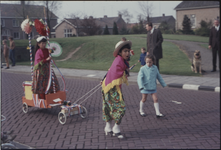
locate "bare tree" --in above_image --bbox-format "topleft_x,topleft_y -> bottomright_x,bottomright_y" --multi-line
80,16 -> 101,36
41,1 -> 62,38
68,12 -> 84,37
138,1 -> 153,23
118,9 -> 133,24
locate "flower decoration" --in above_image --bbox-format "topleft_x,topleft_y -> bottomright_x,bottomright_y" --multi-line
34,19 -> 50,36
130,50 -> 134,56
21,19 -> 33,34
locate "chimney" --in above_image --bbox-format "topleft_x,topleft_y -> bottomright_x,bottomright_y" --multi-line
119,14 -> 122,18
21,1 -> 25,5
162,14 -> 165,17
104,15 -> 107,18
89,16 -> 93,19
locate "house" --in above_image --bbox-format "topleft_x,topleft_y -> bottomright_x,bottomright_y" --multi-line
1,2 -> 58,40
53,14 -> 126,38
128,14 -> 175,32
174,1 -> 220,30
95,14 -> 126,34
148,14 -> 176,30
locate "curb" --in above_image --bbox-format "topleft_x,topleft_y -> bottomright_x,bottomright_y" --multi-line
2,70 -> 219,92
168,83 -> 220,92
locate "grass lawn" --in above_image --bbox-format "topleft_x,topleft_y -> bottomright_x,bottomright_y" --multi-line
16,34 -> 202,76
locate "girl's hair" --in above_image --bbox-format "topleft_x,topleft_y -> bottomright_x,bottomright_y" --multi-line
118,44 -> 131,55
121,37 -> 127,41
141,47 -> 146,50
145,54 -> 156,65
34,38 -> 47,54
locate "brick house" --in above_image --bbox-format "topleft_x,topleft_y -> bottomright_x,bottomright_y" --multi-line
1,3 -> 58,40
53,14 -> 126,38
174,1 -> 220,30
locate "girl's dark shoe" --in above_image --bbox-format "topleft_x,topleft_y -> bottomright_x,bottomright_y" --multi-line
139,112 -> 147,117
113,132 -> 124,139
5,67 -> 9,69
156,114 -> 165,118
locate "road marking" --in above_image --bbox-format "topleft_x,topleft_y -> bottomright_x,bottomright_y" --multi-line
87,74 -> 96,77
171,100 -> 182,104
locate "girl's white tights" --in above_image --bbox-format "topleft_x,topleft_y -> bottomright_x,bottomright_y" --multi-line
154,102 -> 161,115
113,123 -> 121,133
104,121 -> 112,132
139,100 -> 145,114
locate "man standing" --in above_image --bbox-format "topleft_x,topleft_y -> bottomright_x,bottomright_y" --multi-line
146,22 -> 163,71
208,19 -> 220,72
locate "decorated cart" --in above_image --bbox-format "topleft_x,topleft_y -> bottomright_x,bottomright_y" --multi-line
21,9 -> 88,124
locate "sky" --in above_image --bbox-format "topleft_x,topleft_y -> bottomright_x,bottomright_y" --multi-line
1,1 -> 182,23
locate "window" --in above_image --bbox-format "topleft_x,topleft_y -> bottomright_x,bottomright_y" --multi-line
1,19 -> 5,27
13,32 -> 20,39
64,29 -> 72,37
12,19 -> 19,27
2,29 -> 11,36
190,14 -> 196,28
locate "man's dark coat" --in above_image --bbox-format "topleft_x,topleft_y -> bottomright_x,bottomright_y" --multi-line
147,28 -> 163,59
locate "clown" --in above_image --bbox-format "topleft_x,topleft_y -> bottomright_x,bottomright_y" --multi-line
101,40 -> 132,139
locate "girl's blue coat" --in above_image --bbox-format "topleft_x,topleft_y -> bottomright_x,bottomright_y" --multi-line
137,65 -> 167,90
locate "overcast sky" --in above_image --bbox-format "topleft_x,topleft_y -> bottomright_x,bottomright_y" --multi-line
1,1 -> 182,23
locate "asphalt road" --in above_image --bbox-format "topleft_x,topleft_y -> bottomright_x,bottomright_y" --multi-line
1,72 -> 220,149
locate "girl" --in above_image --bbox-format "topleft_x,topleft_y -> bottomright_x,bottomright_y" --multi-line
137,54 -> 167,118
32,36 -> 60,99
101,40 -> 132,139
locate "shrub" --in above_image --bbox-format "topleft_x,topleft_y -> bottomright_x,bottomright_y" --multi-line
194,20 -> 212,37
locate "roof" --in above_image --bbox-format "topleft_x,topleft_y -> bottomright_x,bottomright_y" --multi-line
95,17 -> 121,28
149,15 -> 175,24
0,3 -> 58,19
174,1 -> 220,10
53,18 -> 77,29
53,16 -> 123,29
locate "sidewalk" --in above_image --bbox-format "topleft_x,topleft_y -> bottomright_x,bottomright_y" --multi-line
1,65 -> 220,92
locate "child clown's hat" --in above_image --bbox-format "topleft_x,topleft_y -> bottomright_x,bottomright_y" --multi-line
113,40 -> 132,57
36,36 -> 47,42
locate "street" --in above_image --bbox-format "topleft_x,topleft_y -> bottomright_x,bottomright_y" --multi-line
1,72 -> 220,149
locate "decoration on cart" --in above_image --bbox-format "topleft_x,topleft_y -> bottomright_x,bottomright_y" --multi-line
46,41 -> 63,57
21,17 -> 34,34
34,19 -> 50,36
21,16 -> 35,81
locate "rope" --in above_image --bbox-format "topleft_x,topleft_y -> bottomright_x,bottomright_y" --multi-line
28,34 -> 33,81
78,86 -> 101,105
51,59 -> 66,91
73,84 -> 101,104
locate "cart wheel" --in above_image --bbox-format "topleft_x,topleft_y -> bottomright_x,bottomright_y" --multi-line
79,106 -> 88,119
58,112 -> 66,124
22,102 -> 28,113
